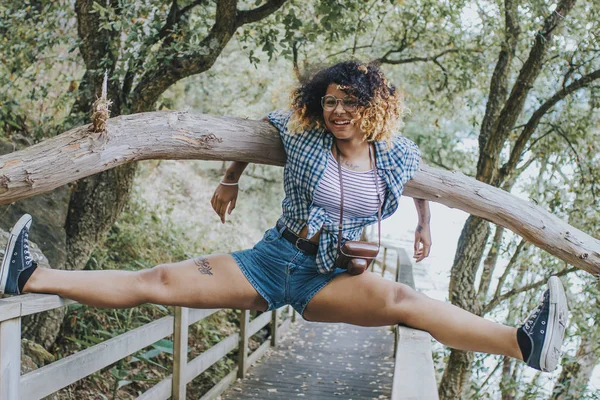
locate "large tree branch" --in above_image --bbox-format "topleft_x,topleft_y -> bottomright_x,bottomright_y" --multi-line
235,0 -> 287,27
0,112 -> 598,274
499,68 -> 600,182
130,0 -> 238,112
122,0 -> 208,104
130,0 -> 286,112
478,0 -> 577,183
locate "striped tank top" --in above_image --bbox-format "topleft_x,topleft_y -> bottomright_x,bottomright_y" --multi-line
312,152 -> 387,221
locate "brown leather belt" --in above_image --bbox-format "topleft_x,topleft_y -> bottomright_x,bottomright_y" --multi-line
276,220 -> 319,255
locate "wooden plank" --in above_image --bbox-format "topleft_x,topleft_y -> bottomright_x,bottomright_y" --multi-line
0,317 -> 21,400
184,333 -> 239,384
136,376 -> 171,400
0,297 -> 216,324
248,311 -> 270,337
199,368 -> 238,400
0,294 -> 75,322
237,310 -> 249,379
392,327 -> 438,400
172,307 -> 189,400
188,308 -> 219,325
21,315 -> 174,399
0,301 -> 20,322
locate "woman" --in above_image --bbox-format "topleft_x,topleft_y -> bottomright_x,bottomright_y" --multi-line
0,61 -> 567,373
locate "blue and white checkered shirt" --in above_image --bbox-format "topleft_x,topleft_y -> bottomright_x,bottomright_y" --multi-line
267,109 -> 421,274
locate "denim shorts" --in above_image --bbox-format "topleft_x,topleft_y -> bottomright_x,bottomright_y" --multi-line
231,222 -> 346,317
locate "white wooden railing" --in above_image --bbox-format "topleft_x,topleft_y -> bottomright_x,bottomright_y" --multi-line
0,293 -> 294,400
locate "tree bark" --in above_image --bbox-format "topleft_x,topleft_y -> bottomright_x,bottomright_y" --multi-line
438,349 -> 474,400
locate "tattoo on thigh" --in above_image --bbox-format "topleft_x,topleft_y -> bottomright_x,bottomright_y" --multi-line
194,256 -> 213,275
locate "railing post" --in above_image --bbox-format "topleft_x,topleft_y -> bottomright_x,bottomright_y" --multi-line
0,317 -> 21,400
395,251 -> 401,283
172,306 -> 189,400
381,247 -> 388,277
270,309 -> 279,347
290,305 -> 296,323
237,309 -> 250,379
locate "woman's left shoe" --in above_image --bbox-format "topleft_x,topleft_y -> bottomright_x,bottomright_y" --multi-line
517,276 -> 568,372
0,214 -> 36,295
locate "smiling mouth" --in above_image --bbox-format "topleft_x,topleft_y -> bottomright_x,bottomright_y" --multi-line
332,120 -> 351,126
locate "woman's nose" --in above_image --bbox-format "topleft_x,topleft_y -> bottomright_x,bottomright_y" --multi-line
333,101 -> 345,114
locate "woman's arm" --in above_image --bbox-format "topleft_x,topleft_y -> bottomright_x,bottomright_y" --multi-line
222,161 -> 249,184
210,116 -> 270,223
413,198 -> 432,262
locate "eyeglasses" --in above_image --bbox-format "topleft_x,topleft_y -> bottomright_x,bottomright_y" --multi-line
321,95 -> 359,112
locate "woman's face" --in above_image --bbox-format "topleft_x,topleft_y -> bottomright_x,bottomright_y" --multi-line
322,84 -> 364,141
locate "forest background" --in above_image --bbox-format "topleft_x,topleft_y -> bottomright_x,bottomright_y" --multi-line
0,0 -> 599,399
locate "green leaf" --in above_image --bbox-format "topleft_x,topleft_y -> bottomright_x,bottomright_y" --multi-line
151,339 -> 174,354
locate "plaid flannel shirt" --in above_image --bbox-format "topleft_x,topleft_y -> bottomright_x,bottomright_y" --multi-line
267,109 -> 421,274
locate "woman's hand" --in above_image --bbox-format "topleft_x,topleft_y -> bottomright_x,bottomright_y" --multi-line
413,223 -> 432,263
211,183 -> 238,224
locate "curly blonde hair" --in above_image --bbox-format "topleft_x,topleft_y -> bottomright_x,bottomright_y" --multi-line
288,60 -> 407,144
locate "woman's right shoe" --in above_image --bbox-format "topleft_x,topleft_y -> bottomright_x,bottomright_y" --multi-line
0,214 -> 35,295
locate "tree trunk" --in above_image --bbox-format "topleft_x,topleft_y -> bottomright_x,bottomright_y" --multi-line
64,165 -> 136,270
500,357 -> 516,400
438,349 -> 474,400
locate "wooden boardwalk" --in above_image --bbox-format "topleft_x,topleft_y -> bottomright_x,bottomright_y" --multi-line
221,319 -> 395,399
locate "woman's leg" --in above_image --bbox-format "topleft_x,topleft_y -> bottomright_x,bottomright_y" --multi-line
23,254 -> 269,311
303,272 -> 523,360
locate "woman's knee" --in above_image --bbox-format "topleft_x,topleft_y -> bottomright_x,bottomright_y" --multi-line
138,264 -> 172,293
389,283 -> 427,323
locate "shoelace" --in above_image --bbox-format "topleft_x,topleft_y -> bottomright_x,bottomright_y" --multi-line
523,291 -> 549,331
23,230 -> 33,267
524,306 -> 541,331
